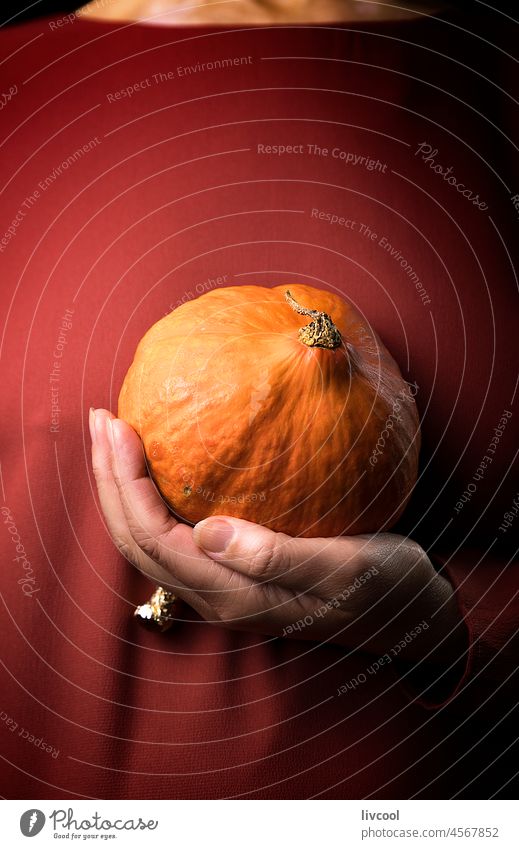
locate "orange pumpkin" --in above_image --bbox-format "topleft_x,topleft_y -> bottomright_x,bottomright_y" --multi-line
118,284 -> 420,537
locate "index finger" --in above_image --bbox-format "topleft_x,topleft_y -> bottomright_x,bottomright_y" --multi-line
109,418 -> 260,599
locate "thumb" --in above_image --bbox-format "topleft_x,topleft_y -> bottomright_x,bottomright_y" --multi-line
192,516 -> 366,595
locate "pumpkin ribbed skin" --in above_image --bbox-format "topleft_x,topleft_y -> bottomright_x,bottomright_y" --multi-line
118,284 -> 420,537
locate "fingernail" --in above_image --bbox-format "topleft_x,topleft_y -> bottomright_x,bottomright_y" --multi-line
89,408 -> 96,442
93,410 -> 112,452
106,416 -> 115,447
193,518 -> 234,554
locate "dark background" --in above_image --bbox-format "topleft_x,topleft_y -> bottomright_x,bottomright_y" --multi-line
0,1 -> 516,28
1,1 -> 77,27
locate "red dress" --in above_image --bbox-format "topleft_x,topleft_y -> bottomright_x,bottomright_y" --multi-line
0,6 -> 517,798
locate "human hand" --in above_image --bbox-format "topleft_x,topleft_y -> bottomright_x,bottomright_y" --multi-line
90,407 -> 465,664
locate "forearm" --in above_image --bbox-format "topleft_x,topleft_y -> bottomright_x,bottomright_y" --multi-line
398,546 -> 519,712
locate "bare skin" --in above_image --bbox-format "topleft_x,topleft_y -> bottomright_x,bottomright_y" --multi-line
90,409 -> 467,673
76,0 -> 453,26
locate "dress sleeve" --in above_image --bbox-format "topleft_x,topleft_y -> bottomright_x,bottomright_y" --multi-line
397,546 -> 519,714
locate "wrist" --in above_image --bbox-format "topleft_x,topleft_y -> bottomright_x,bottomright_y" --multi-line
399,574 -> 469,676
417,573 -> 468,665
394,572 -> 471,705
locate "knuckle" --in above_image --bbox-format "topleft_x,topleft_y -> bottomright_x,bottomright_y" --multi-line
113,534 -> 140,567
114,530 -> 173,586
91,460 -> 108,486
128,526 -> 163,562
114,477 -> 135,502
126,522 -> 180,567
248,534 -> 286,582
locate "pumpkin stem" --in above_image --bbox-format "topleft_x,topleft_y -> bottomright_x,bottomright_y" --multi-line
285,290 -> 342,349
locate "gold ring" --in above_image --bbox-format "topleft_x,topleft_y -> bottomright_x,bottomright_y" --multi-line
134,586 -> 180,632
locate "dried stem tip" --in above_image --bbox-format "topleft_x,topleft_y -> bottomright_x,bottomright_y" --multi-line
285,290 -> 342,349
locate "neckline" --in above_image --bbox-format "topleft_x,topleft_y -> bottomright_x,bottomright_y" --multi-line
65,4 -> 460,32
